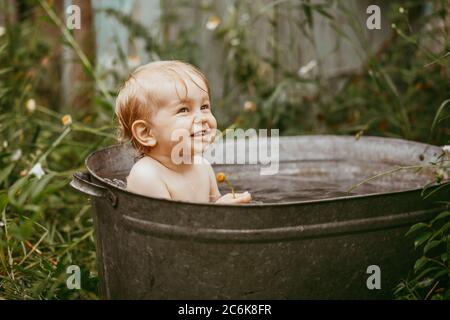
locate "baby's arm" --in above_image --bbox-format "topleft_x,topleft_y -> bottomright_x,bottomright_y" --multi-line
126,163 -> 171,200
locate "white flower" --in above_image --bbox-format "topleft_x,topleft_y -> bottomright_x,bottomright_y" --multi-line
29,163 -> 45,179
0,26 -> 5,37
26,99 -> 36,113
206,15 -> 221,30
243,101 -> 256,112
298,60 -> 317,76
399,7 -> 405,14
11,149 -> 22,162
443,145 -> 450,159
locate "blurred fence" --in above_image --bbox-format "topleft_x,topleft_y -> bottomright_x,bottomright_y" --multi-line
89,0 -> 392,97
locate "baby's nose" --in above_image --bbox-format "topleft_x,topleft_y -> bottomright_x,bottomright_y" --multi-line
193,113 -> 206,123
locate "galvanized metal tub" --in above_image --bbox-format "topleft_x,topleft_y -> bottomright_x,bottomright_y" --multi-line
71,135 -> 448,299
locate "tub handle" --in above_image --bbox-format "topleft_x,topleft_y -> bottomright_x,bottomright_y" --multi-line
71,172 -> 118,207
121,208 -> 441,243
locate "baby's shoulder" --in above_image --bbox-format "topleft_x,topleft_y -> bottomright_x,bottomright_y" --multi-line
127,157 -> 163,183
126,156 -> 171,199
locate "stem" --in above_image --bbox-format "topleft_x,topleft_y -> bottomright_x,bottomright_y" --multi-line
59,229 -> 94,257
72,124 -> 116,139
225,179 -> 236,198
17,230 -> 48,266
1,204 -> 14,280
424,281 -> 439,300
37,127 -> 72,164
347,165 -> 427,193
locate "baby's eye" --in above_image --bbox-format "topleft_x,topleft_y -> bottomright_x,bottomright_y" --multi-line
200,104 -> 210,110
177,107 -> 189,114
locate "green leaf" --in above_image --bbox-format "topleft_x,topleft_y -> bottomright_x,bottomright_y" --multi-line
7,176 -> 29,208
380,69 -> 400,99
394,281 -> 407,295
423,240 -> 442,254
429,222 -> 450,242
30,173 -> 54,200
414,256 -> 429,272
8,221 -> 34,241
17,178 -> 38,206
430,99 -> 450,137
431,269 -> 448,281
441,253 -> 448,262
414,231 -> 432,249
412,266 -> 440,283
444,289 -> 450,300
0,163 -> 15,185
415,277 -> 434,288
431,211 -> 450,225
23,204 -> 42,213
0,67 -> 12,76
406,222 -> 429,236
0,42 -> 8,54
0,191 -> 8,212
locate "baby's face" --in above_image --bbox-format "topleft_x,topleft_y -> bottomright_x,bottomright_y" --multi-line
143,70 -> 217,159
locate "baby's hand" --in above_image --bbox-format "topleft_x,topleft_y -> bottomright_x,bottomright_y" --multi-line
215,191 -> 252,204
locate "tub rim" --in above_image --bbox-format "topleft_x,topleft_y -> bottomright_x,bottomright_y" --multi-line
85,134 -> 446,208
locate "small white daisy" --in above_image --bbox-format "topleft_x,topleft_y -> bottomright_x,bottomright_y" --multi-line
29,163 -> 45,179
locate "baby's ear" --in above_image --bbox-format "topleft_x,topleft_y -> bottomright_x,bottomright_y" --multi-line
131,120 -> 157,147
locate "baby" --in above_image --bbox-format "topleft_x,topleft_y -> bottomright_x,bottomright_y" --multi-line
115,60 -> 252,204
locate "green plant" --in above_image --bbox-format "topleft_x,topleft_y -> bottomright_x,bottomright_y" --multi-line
395,208 -> 450,299
393,142 -> 450,299
0,2 -> 114,299
321,1 -> 450,144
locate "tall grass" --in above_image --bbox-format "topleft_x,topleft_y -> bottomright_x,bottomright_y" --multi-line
0,2 -> 114,299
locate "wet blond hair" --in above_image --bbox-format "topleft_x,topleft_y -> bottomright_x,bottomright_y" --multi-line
115,60 -> 211,153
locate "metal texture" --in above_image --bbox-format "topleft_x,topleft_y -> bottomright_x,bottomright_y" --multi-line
71,135 -> 449,299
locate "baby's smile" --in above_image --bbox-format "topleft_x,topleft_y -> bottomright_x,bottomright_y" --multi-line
191,126 -> 212,139
189,118 -> 214,142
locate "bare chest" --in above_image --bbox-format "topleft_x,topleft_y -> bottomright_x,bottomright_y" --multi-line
164,168 -> 211,203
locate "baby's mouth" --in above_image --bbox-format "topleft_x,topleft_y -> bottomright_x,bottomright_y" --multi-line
191,128 -> 211,137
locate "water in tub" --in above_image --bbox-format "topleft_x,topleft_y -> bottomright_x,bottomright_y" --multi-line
102,158 -> 435,204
